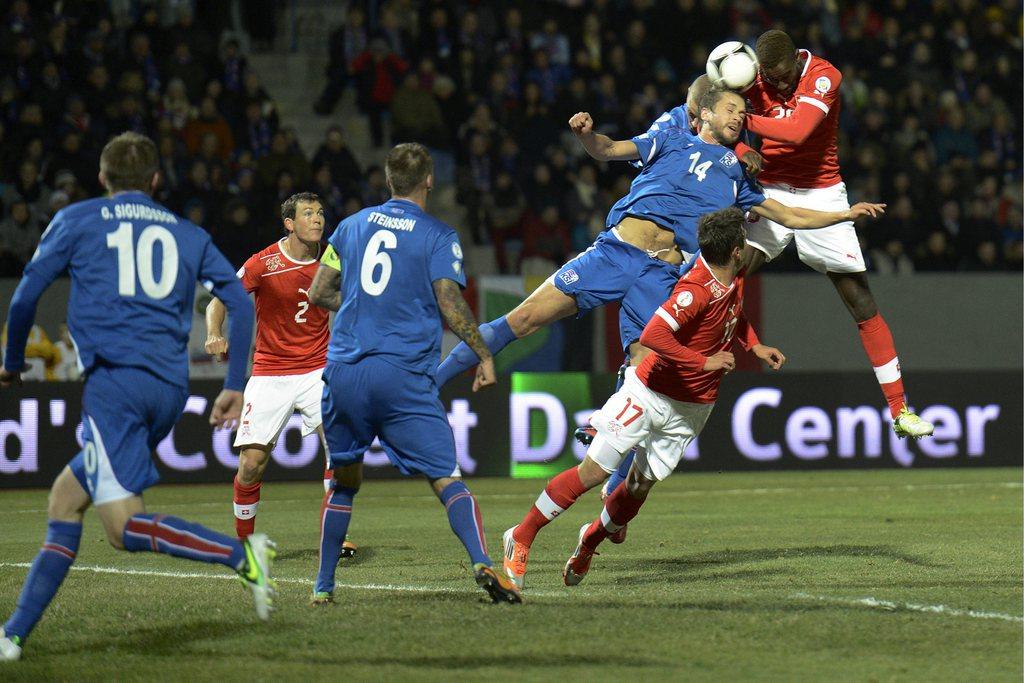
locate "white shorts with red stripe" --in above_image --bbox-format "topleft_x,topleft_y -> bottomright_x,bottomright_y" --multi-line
747,181 -> 866,274
588,368 -> 714,481
235,368 -> 324,448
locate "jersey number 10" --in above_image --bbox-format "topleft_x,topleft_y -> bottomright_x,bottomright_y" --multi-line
106,222 -> 179,299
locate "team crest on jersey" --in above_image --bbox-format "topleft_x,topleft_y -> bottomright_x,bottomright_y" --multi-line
265,254 -> 284,272
719,151 -> 738,167
559,269 -> 579,285
709,282 -> 726,299
814,76 -> 832,95
671,290 -> 693,317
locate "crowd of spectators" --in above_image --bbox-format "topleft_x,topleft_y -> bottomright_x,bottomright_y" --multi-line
0,0 -> 334,273
315,0 -> 1022,274
0,0 -> 1020,278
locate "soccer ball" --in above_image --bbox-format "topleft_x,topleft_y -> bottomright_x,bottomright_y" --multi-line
706,41 -> 759,90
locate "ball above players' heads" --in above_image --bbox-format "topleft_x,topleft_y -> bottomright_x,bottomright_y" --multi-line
99,131 -> 159,196
696,206 -> 747,268
754,29 -> 800,96
697,88 -> 747,146
706,41 -> 758,91
385,142 -> 434,200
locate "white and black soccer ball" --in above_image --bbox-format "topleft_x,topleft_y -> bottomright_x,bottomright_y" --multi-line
706,41 -> 759,90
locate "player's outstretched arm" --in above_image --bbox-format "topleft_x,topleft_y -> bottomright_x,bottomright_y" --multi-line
569,112 -> 641,162
309,264 -> 342,312
433,278 -> 495,392
204,297 -> 228,359
751,198 -> 885,230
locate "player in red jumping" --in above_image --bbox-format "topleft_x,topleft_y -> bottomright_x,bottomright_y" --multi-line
741,29 -> 932,438
504,207 -> 785,589
205,193 -> 354,553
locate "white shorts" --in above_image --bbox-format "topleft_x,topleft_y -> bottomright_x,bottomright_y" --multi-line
235,368 -> 324,448
747,181 -> 866,274
588,368 -> 713,482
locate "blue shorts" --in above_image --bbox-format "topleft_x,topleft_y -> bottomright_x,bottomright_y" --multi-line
321,357 -> 458,480
553,230 -> 679,315
618,249 -> 701,351
69,366 -> 187,505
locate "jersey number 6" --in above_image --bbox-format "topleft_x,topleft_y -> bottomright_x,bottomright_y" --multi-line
361,229 -> 398,296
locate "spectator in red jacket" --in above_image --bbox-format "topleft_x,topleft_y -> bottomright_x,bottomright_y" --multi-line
351,38 -> 408,147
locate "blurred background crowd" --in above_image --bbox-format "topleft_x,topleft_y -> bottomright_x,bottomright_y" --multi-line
0,0 -> 1020,283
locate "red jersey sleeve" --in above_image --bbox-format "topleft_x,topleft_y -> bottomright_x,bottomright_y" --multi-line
744,102 -> 827,145
237,253 -> 262,293
742,59 -> 840,144
795,61 -> 842,117
734,316 -> 761,351
639,284 -> 710,371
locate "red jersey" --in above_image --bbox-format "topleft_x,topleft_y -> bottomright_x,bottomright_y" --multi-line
636,256 -> 758,404
238,239 -> 329,376
744,50 -> 842,188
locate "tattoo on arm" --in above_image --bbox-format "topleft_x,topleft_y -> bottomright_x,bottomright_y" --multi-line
309,264 -> 342,312
433,279 -> 491,361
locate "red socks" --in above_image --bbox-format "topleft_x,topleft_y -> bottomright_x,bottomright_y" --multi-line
582,484 -> 646,550
513,468 -> 590,547
857,313 -> 906,419
233,476 -> 261,539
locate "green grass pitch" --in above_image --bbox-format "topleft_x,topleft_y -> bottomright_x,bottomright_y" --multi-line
1,468 -> 1020,681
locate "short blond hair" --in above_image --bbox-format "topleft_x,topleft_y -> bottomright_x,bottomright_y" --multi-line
100,132 -> 159,193
385,143 -> 433,196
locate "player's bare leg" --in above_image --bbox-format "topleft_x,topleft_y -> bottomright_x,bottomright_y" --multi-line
504,452 -> 614,589
429,476 -> 522,604
313,462 -> 363,605
565,462 -> 656,586
435,281 -> 578,385
504,281 -> 579,338
829,272 -> 934,438
233,444 -> 271,539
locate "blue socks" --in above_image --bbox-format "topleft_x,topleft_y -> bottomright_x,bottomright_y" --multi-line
605,452 -> 633,495
435,316 -> 516,386
440,481 -> 491,566
122,513 -> 246,570
4,520 -> 82,642
315,486 -> 357,594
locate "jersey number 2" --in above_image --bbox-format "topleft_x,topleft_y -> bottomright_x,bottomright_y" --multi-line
361,229 -> 398,296
106,222 -> 178,299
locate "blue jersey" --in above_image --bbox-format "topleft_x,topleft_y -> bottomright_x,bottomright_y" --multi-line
3,191 -> 253,390
607,126 -> 766,253
327,198 -> 466,375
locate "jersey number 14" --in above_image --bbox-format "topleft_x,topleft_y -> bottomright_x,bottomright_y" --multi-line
106,222 -> 179,299
688,152 -> 713,182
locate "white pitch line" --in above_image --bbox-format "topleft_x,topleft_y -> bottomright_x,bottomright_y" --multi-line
0,562 -> 471,595
791,592 -> 1023,623
0,563 -> 1018,621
